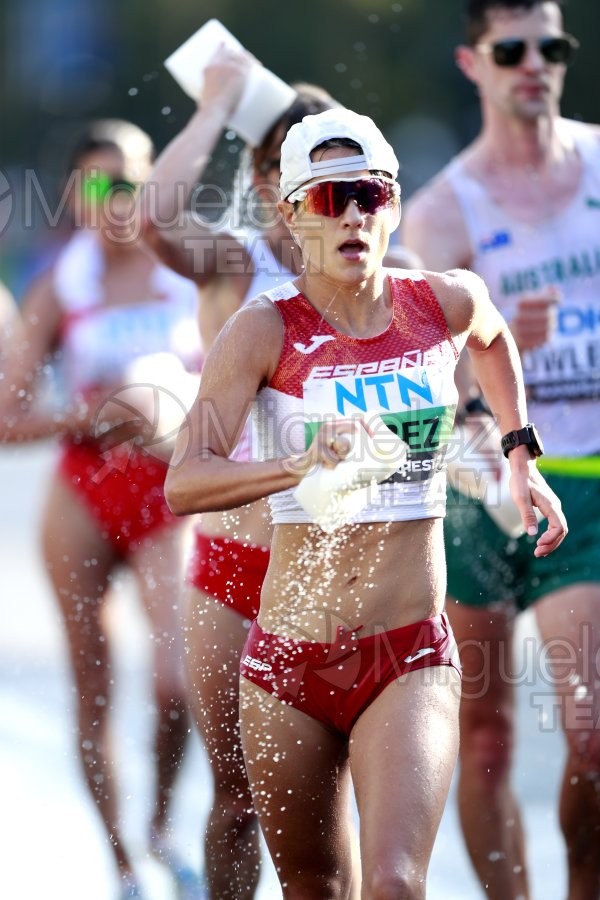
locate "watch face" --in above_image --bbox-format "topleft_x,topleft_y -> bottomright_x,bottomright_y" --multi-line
529,424 -> 544,456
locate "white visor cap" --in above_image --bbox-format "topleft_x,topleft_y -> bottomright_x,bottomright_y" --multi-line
280,107 -> 399,201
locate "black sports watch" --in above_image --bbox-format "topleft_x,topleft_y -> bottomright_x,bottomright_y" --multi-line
500,423 -> 544,459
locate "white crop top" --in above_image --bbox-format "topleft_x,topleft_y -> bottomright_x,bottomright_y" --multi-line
252,272 -> 459,524
53,230 -> 201,390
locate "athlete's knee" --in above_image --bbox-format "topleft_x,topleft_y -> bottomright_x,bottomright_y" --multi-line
362,864 -> 425,900
212,787 -> 257,833
153,681 -> 188,717
565,726 -> 600,778
459,713 -> 515,785
279,870 -> 348,899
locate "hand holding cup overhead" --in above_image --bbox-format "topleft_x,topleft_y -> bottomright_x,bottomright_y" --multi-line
164,19 -> 297,146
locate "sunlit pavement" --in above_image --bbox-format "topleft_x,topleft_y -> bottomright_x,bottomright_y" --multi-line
1,444 -> 566,899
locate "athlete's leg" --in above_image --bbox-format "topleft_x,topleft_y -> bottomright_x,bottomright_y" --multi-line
129,525 -> 190,844
350,666 -> 460,899
535,583 -> 600,900
240,679 -> 354,899
41,476 -> 133,877
186,586 -> 260,899
447,600 -> 530,899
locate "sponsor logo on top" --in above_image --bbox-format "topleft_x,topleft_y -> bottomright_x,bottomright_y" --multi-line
479,230 -> 512,253
294,335 -> 336,355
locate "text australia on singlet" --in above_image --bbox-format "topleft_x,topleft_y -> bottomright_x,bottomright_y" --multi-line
500,245 -> 600,403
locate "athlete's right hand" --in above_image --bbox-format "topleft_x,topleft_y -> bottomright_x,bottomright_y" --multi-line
200,43 -> 255,117
510,290 -> 560,351
285,418 -> 373,481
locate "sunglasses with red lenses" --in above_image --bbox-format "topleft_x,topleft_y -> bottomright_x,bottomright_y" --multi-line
476,34 -> 579,67
291,177 -> 399,218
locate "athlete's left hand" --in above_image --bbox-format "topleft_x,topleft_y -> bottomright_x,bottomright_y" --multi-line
508,448 -> 568,556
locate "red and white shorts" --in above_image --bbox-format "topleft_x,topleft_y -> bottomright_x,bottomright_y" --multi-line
240,612 -> 461,735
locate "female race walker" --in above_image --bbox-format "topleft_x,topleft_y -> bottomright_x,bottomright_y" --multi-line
164,106 -> 567,898
141,46 -> 419,897
141,51 -> 339,896
0,120 -> 202,899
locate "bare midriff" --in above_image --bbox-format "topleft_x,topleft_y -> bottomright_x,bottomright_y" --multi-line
258,517 -> 446,640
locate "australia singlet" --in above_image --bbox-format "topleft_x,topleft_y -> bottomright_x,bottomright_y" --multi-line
446,118 -> 600,457
253,271 -> 460,524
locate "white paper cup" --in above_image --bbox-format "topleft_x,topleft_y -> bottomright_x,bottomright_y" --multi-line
164,19 -> 297,146
294,417 -> 408,533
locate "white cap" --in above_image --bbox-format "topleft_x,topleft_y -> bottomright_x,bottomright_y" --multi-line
280,108 -> 399,200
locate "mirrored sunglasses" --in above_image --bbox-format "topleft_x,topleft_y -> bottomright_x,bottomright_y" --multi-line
476,34 -> 579,67
81,172 -> 138,205
290,177 -> 399,218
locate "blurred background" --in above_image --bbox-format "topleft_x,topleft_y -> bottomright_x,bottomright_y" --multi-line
1,0 -> 599,295
0,1 -> 597,897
